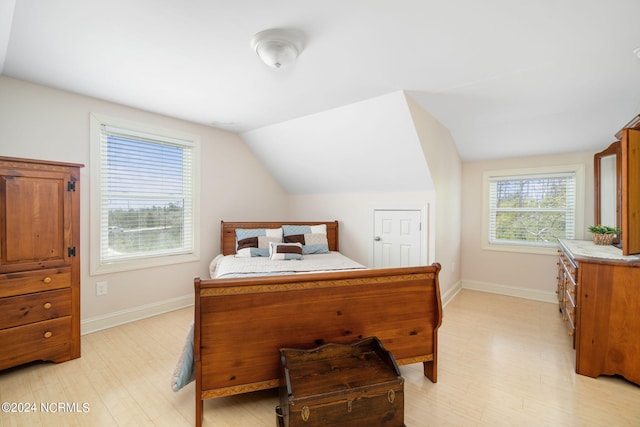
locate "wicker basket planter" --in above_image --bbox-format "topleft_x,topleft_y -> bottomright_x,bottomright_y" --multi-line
592,233 -> 615,245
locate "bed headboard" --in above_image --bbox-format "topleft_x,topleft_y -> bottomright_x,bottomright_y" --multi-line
220,221 -> 339,256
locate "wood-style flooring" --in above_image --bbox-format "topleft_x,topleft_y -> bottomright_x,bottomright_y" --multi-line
1,289 -> 639,426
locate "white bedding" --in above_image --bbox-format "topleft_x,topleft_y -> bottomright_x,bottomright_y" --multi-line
210,251 -> 366,278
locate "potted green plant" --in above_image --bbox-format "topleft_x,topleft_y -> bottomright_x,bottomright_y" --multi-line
587,225 -> 620,245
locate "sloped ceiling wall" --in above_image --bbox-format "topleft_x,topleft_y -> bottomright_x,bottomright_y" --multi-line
241,91 -> 435,194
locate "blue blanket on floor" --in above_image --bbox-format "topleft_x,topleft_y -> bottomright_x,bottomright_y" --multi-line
171,321 -> 195,392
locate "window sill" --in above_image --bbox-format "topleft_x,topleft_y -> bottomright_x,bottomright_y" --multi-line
481,242 -> 560,256
90,252 -> 199,276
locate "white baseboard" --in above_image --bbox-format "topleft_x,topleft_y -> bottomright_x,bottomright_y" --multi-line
441,279 -> 462,307
81,294 -> 193,335
461,280 -> 557,304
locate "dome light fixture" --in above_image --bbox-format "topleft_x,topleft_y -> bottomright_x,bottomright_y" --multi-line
251,29 -> 303,69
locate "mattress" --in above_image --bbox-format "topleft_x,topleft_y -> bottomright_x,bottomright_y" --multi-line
210,251 -> 366,279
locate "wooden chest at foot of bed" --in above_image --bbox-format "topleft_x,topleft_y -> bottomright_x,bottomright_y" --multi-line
276,336 -> 405,427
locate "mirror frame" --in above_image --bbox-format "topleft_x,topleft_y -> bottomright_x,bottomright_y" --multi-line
594,141 -> 621,244
621,128 -> 640,255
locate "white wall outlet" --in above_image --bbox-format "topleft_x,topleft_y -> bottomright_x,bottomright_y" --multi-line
96,281 -> 108,296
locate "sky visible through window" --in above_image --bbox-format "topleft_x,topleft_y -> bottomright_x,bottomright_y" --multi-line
107,135 -> 185,218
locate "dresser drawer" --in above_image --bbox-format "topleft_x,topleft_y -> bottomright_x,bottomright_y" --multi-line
562,287 -> 577,347
0,288 -> 72,329
0,316 -> 72,370
563,291 -> 576,330
564,275 -> 577,307
0,268 -> 71,298
559,252 -> 577,286
556,251 -> 566,307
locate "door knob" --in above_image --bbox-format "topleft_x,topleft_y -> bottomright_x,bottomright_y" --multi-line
374,236 -> 381,241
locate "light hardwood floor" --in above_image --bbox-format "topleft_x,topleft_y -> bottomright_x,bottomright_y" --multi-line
1,289 -> 639,426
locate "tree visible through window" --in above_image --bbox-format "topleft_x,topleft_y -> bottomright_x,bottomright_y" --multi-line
488,172 -> 576,246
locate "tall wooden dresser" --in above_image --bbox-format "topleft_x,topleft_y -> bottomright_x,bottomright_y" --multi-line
556,239 -> 640,385
0,156 -> 83,370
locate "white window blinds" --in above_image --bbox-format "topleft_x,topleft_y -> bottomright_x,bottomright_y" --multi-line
488,172 -> 576,246
98,124 -> 195,263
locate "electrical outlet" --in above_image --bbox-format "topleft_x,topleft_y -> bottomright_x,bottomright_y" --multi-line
96,281 -> 108,296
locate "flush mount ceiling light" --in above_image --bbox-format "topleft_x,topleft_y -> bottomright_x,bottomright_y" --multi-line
251,29 -> 303,69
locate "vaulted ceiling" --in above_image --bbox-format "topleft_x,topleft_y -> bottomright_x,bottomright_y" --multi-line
2,0 -> 640,162
243,91 -> 436,194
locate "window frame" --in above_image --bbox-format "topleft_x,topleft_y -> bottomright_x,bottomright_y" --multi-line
89,113 -> 200,275
482,164 -> 585,255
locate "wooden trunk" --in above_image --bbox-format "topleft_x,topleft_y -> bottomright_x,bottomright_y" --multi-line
277,337 -> 405,427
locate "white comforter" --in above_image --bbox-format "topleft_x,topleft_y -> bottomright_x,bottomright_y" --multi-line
210,251 -> 366,278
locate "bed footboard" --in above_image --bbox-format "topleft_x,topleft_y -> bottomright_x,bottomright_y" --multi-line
194,263 -> 442,427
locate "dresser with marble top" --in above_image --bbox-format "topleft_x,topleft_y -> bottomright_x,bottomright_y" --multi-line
556,239 -> 640,385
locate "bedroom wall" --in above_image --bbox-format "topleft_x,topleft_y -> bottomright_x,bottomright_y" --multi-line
461,151 -> 595,302
405,94 -> 463,303
0,76 -> 289,332
289,94 -> 463,304
289,191 -> 435,266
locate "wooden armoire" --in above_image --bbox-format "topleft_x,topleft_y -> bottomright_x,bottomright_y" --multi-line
0,156 -> 82,370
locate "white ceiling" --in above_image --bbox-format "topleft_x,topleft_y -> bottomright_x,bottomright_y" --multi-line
2,0 -> 640,162
242,91 -> 436,194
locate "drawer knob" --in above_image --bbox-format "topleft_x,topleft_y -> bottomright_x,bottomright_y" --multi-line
43,302 -> 52,309
568,330 -> 574,337
44,331 -> 53,339
301,406 -> 310,422
43,277 -> 52,284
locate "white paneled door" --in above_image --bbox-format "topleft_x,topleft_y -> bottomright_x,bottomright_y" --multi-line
373,209 -> 422,268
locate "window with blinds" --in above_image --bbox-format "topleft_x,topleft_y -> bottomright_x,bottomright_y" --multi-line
90,114 -> 199,274
488,172 -> 576,246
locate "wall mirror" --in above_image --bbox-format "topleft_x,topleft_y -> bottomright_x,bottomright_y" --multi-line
621,127 -> 640,255
594,141 -> 621,245
595,117 -> 640,255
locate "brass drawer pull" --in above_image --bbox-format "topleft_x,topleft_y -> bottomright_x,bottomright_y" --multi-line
43,302 -> 52,309
43,331 -> 53,339
43,277 -> 52,284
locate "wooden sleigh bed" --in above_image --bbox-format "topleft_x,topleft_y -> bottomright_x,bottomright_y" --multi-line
193,221 -> 442,427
